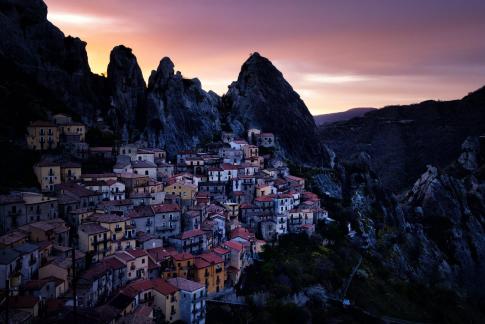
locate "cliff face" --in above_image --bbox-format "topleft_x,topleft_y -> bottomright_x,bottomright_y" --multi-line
316,136 -> 485,298
319,87 -> 485,192
224,53 -> 329,166
0,0 -> 108,125
144,57 -> 222,157
107,45 -> 146,141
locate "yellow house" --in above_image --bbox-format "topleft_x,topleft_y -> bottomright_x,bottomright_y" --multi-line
163,181 -> 197,202
58,122 -> 86,142
26,121 -> 60,150
78,223 -> 112,262
92,213 -> 135,252
162,252 -> 195,279
151,278 -> 181,323
194,252 -> 224,294
34,161 -> 61,192
60,162 -> 82,182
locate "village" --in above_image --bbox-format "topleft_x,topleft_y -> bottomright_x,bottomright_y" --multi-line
0,113 -> 330,323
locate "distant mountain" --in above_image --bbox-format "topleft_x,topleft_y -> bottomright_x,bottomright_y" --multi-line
319,87 -> 485,192
314,107 -> 376,125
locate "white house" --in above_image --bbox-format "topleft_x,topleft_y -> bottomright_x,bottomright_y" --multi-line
168,277 -> 206,324
229,139 -> 249,150
132,160 -> 157,179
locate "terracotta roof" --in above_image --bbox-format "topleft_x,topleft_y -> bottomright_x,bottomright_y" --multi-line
168,277 -> 204,292
224,240 -> 244,252
79,223 -> 108,235
194,257 -> 210,269
230,227 -> 254,241
132,160 -> 157,168
199,252 -> 223,265
126,248 -> 148,258
151,204 -> 180,213
172,252 -> 194,261
212,247 -> 230,255
103,257 -> 125,270
178,229 -> 205,240
151,278 -> 178,295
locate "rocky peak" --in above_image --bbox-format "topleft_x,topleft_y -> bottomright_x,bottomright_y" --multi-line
148,57 -> 175,90
224,52 -> 328,165
107,45 -> 146,140
144,58 -> 221,156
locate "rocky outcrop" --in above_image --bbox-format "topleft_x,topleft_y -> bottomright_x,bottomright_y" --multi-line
224,52 -> 328,166
319,86 -> 485,192
144,57 -> 221,157
0,0 -> 108,125
107,45 -> 146,141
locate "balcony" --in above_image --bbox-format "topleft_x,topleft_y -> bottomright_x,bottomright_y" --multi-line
130,264 -> 136,271
215,267 -> 222,273
28,257 -> 37,266
114,227 -> 122,232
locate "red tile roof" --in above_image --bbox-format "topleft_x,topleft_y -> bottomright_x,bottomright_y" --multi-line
151,204 -> 180,213
199,252 -> 223,265
151,278 -> 178,295
168,277 -> 204,292
224,240 -> 244,252
178,229 -> 205,240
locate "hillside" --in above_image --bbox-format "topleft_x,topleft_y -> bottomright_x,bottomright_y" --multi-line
314,107 -> 376,125
319,88 -> 485,192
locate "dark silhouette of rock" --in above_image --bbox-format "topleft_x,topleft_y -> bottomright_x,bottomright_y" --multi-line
107,45 -> 146,141
144,57 -> 221,157
0,0 -> 108,125
224,52 -> 329,166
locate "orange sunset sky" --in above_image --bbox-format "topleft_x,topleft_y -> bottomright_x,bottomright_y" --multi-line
44,0 -> 485,115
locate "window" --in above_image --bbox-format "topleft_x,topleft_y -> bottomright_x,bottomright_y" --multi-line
142,258 -> 145,264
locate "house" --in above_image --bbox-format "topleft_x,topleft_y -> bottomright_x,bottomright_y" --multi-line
23,192 -> 58,223
128,205 -> 155,235
34,161 -> 61,192
222,240 -> 248,286
103,256 -> 128,291
84,179 -> 126,201
257,133 -> 275,147
221,147 -> 243,164
0,248 -> 22,289
288,208 -> 314,233
243,145 -> 259,159
0,194 -> 27,234
22,219 -> 70,246
198,181 -> 227,202
24,277 -> 66,299
274,193 -> 294,215
229,139 -> 248,150
177,150 -> 197,165
60,162 -> 82,182
168,277 -> 206,324
26,120 -> 59,150
169,229 -> 208,255
92,213 -> 135,251
90,146 -> 114,159
152,204 -> 181,243
57,120 -> 86,142
55,183 -> 103,208
0,230 -> 28,248
163,181 -> 197,204
77,262 -> 113,307
194,252 -> 224,294
132,160 -> 157,179
135,149 -> 155,163
119,143 -> 139,160
157,161 -> 175,178
114,249 -> 149,281
113,159 -> 133,174
13,243 -> 40,284
78,223 -> 112,262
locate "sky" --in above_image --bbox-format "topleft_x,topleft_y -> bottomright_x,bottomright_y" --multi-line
44,0 -> 485,115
